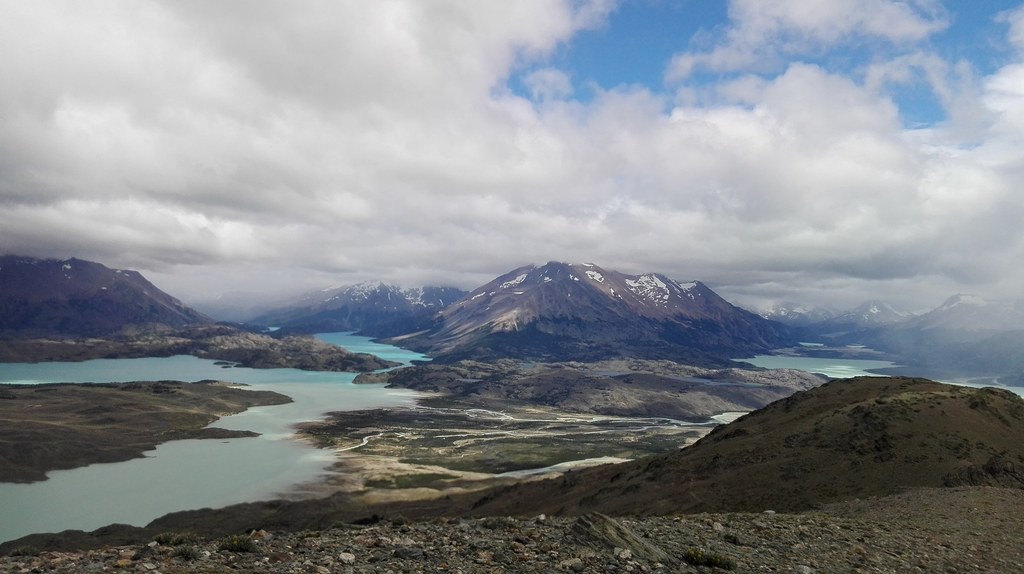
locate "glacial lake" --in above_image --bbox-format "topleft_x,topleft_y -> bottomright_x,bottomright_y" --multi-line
738,354 -> 1024,399
737,354 -> 898,379
0,333 -> 427,544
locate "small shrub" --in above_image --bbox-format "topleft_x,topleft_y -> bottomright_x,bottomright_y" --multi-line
6,545 -> 40,557
154,531 -> 199,546
173,546 -> 203,561
722,532 -> 744,546
682,547 -> 736,570
218,534 -> 258,553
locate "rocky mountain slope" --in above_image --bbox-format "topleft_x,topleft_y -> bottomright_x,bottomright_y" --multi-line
468,377 -> 1024,516
391,262 -> 793,365
251,282 -> 466,337
0,256 -> 210,336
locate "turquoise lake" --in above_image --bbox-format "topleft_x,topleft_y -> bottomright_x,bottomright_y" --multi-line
737,354 -> 898,379
0,333 -> 427,544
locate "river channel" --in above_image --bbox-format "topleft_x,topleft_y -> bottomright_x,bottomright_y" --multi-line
0,333 -> 426,544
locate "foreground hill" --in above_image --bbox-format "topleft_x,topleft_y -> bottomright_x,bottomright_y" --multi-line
469,377 -> 1024,516
252,282 -> 466,337
0,256 -> 209,336
392,262 -> 792,365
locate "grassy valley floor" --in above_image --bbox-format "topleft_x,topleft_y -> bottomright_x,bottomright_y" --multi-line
296,395 -> 711,504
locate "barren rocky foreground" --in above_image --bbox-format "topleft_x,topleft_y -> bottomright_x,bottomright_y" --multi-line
3,486 -> 1021,573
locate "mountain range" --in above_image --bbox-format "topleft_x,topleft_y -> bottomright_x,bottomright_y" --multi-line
5,254 -> 1023,376
759,302 -> 838,326
387,262 -> 793,364
252,282 -> 466,337
0,256 -> 797,366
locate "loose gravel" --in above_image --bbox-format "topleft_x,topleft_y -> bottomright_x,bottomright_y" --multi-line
3,487 -> 1021,573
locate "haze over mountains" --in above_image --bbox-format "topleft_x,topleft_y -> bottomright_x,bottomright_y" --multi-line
253,282 -> 467,337
761,293 -> 1024,379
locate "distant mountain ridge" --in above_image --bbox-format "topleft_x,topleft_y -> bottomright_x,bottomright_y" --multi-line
768,293 -> 1024,378
810,300 -> 913,333
392,262 -> 793,364
0,255 -> 210,336
252,281 -> 467,337
905,294 -> 1024,332
760,302 -> 838,326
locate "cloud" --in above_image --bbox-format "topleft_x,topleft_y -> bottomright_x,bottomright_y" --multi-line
667,0 -> 949,81
0,0 -> 1022,314
999,4 -> 1024,53
523,68 -> 575,101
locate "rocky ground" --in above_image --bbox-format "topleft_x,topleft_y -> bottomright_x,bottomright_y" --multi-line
3,486 -> 1021,573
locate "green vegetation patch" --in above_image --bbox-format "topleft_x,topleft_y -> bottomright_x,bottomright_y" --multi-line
218,534 -> 258,553
682,547 -> 736,570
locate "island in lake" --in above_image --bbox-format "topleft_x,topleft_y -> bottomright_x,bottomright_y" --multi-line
0,380 -> 291,483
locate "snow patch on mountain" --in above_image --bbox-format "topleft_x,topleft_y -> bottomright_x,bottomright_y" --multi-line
625,274 -> 670,304
586,271 -> 604,283
500,274 -> 529,289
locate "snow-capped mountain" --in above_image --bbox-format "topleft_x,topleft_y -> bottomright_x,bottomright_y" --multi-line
847,293 -> 1024,377
251,281 -> 466,336
904,294 -> 1024,332
0,255 -> 210,336
836,300 -> 913,325
809,300 -> 914,334
760,302 -> 838,326
391,262 -> 793,364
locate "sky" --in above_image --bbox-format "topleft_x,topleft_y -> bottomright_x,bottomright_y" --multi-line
3,0 -> 1024,315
